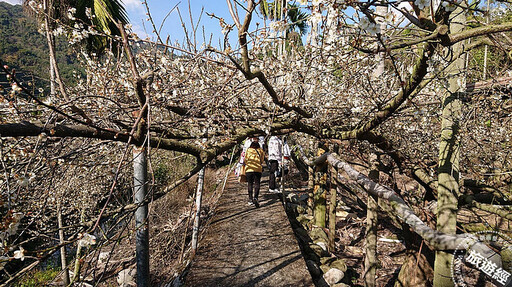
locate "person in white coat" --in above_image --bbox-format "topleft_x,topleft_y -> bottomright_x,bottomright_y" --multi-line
267,136 -> 290,193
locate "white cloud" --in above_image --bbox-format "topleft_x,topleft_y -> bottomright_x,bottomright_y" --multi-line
123,0 -> 143,11
132,23 -> 150,40
1,0 -> 22,5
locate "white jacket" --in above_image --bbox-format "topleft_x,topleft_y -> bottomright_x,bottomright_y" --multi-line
268,136 -> 290,163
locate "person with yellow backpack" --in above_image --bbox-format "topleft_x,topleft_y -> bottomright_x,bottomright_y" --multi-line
244,141 -> 265,207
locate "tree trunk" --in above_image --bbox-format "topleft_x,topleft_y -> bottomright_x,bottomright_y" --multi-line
308,165 -> 314,215
366,2 -> 386,281
71,208 -> 85,284
364,153 -> 379,287
433,6 -> 465,286
133,147 -> 150,287
313,148 -> 327,228
191,166 -> 205,257
328,165 -> 337,252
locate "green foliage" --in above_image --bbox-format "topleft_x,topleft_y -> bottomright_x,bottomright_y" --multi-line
154,162 -> 172,185
0,2 -> 82,93
466,4 -> 512,82
14,265 -> 59,287
259,1 -> 309,36
73,0 -> 129,55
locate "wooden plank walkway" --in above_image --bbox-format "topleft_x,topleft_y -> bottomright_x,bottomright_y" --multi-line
185,172 -> 314,287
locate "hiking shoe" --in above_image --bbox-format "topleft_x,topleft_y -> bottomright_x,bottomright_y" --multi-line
247,201 -> 254,206
253,198 -> 260,208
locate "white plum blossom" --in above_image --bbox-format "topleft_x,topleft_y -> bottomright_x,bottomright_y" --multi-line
13,247 -> 25,261
11,83 -> 22,94
359,17 -> 380,35
52,26 -> 64,36
269,21 -> 286,32
78,233 -> 97,247
17,176 -> 29,187
85,7 -> 92,19
67,7 -> 76,20
366,23 -> 381,35
384,12 -> 395,23
310,12 -> 323,26
442,0 -> 457,11
415,0 -> 430,9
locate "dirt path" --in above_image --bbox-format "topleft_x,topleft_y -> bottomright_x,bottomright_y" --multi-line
184,172 -> 314,287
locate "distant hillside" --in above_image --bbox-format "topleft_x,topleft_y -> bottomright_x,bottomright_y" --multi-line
0,2 -> 82,96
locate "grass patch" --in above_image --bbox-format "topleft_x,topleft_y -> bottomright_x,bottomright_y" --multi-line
14,265 -> 60,287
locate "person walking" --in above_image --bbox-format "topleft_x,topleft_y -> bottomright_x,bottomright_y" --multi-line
267,135 -> 288,193
245,141 -> 265,207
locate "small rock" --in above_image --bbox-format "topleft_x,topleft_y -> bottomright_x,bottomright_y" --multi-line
395,253 -> 433,287
316,241 -> 328,252
320,264 -> 330,274
117,268 -> 136,287
287,193 -> 299,203
320,256 -> 336,265
335,210 -> 349,219
310,227 -> 329,242
501,246 -> 512,271
323,268 -> 345,286
296,205 -> 306,214
329,259 -> 347,272
310,242 -> 329,257
306,260 -> 322,277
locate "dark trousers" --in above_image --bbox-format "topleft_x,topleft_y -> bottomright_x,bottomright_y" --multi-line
246,172 -> 262,200
269,160 -> 279,190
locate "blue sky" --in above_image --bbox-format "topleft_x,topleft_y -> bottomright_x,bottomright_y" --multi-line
1,0 -> 243,47
126,0 -> 240,47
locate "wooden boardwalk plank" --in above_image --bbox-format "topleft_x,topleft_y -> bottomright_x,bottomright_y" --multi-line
185,174 -> 314,287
